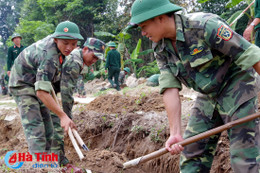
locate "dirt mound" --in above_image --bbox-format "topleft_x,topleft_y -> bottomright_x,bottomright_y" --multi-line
86,92 -> 165,114
0,85 -> 234,173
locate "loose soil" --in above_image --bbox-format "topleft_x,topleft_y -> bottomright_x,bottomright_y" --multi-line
0,80 -> 242,173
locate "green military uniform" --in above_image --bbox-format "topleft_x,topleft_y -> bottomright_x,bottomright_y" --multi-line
153,12 -> 260,173
8,21 -> 84,166
7,44 -> 26,71
105,42 -> 121,91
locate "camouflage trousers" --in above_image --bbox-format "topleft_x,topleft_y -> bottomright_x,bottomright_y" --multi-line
13,94 -> 69,166
77,76 -> 86,96
180,95 -> 260,173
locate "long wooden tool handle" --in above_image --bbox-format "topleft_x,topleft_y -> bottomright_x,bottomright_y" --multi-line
50,87 -> 85,159
72,129 -> 89,151
123,112 -> 260,169
230,0 -> 255,26
51,88 -> 61,107
68,127 -> 84,160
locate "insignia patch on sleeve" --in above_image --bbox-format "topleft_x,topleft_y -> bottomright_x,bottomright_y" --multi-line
217,25 -> 233,41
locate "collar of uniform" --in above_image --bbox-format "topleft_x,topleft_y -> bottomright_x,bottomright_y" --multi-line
174,14 -> 185,42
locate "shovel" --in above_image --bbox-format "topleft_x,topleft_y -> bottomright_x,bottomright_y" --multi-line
123,111 -> 260,169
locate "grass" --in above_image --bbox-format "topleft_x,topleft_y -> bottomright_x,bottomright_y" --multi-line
93,88 -> 114,97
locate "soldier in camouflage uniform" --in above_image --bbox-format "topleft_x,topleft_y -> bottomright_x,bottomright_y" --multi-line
61,38 -> 105,116
118,67 -> 130,86
128,0 -> 260,172
8,21 -> 84,172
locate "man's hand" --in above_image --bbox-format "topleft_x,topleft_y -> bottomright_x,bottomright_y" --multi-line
243,25 -> 254,42
165,134 -> 184,155
7,71 -> 11,77
60,115 -> 77,133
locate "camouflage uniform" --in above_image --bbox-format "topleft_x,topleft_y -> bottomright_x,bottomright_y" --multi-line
61,38 -> 105,118
76,75 -> 86,96
61,49 -> 85,115
153,13 -> 260,172
0,74 -> 7,95
118,71 -> 126,86
8,35 -> 69,166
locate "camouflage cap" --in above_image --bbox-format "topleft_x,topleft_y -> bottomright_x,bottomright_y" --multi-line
52,21 -> 83,40
84,38 -> 106,60
11,33 -> 22,41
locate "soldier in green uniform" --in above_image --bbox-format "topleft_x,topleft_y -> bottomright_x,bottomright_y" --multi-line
7,33 -> 26,77
105,41 -> 121,91
8,21 -> 84,172
61,37 -> 105,116
128,0 -> 260,172
243,0 -> 260,47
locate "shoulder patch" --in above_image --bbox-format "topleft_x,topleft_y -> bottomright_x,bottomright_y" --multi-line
217,25 -> 233,41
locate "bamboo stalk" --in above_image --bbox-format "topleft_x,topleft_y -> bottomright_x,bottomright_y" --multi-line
123,112 -> 260,168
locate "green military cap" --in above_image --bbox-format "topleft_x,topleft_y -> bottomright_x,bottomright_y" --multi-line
127,0 -> 182,29
124,67 -> 130,73
107,41 -> 117,47
84,37 -> 106,60
11,33 -> 22,41
52,21 -> 84,40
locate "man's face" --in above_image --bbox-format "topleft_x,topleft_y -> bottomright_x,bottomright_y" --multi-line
139,17 -> 165,43
54,38 -> 78,56
12,37 -> 21,46
82,47 -> 99,66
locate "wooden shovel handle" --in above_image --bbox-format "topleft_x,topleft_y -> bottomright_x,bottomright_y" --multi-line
123,112 -> 260,168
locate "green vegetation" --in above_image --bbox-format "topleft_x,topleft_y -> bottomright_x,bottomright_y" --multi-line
0,0 -> 253,78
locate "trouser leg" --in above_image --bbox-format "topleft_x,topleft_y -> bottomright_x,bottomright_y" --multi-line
108,68 -> 115,87
50,112 -> 69,166
224,97 -> 260,173
114,70 -> 120,90
14,95 -> 54,153
180,97 -> 222,173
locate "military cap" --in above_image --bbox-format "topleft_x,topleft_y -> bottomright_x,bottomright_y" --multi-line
52,21 -> 83,40
107,41 -> 117,47
124,67 -> 130,73
11,33 -> 22,41
127,0 -> 182,28
84,38 -> 106,60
